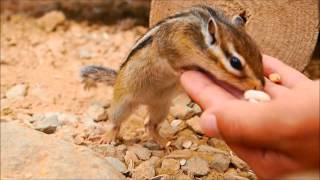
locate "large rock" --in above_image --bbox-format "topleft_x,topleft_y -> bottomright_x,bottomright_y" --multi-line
1,122 -> 124,180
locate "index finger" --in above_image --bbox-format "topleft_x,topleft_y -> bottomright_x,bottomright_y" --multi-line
263,55 -> 308,88
180,71 -> 235,110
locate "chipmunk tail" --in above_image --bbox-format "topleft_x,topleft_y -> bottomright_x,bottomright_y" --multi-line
80,65 -> 117,89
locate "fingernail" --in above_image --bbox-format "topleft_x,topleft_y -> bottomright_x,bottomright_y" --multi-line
200,114 -> 220,137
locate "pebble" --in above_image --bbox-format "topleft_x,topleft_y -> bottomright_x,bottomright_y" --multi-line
128,144 -> 151,161
172,94 -> 191,106
124,150 -> 140,166
180,159 -> 187,166
186,116 -> 203,134
6,84 -> 28,100
231,155 -> 249,170
166,149 -> 193,159
197,145 -> 228,155
37,10 -> 66,32
210,153 -> 230,172
161,159 -> 180,171
170,105 -> 195,120
133,160 -> 156,179
182,140 -> 192,149
86,102 -> 108,122
32,113 -> 58,134
105,156 -> 128,174
183,157 -> 209,176
191,103 -> 202,115
170,119 -> 187,133
143,140 -> 161,150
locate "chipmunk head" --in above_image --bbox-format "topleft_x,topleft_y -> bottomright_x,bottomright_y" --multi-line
171,6 -> 265,92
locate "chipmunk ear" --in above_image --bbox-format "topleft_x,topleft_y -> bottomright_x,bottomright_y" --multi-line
208,18 -> 218,45
232,12 -> 247,27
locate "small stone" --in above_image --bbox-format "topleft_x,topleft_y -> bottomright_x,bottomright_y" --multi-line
182,140 -> 192,149
133,160 -> 156,179
105,156 -> 128,174
143,140 -> 161,150
79,49 -> 93,59
180,159 -> 186,166
32,113 -> 58,134
6,84 -> 28,100
124,150 -> 140,166
170,119 -> 187,133
166,149 -> 192,159
191,103 -> 202,115
83,117 -> 105,136
197,145 -> 228,155
37,10 -> 66,32
151,150 -> 165,157
230,155 -> 249,170
161,159 -> 180,171
183,157 -> 209,176
173,94 -> 191,106
210,153 -> 230,172
224,169 -> 250,180
86,102 -> 108,122
170,105 -> 195,120
128,144 -> 151,161
186,116 -> 203,134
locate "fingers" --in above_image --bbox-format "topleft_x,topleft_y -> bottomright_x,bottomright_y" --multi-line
263,78 -> 288,98
263,55 -> 308,88
180,71 -> 235,110
229,144 -> 301,179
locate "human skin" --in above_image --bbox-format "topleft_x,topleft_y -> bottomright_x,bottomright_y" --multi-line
180,55 -> 319,179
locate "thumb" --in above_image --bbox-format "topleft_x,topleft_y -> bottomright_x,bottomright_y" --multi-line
200,101 -> 277,147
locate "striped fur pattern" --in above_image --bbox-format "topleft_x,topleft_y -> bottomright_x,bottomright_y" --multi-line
80,5 -> 265,147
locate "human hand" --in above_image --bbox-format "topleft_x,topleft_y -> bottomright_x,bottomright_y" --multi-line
180,55 -> 319,179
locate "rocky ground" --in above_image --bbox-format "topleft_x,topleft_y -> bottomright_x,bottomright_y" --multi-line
1,9 -> 318,180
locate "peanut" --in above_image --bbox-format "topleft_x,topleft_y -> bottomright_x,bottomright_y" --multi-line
244,90 -> 271,102
268,73 -> 281,83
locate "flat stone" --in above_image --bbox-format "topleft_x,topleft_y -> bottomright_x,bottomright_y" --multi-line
231,155 -> 249,170
186,116 -> 203,134
197,145 -> 228,155
166,149 -> 193,159
124,150 -> 139,165
133,159 -> 155,179
105,157 -> 128,174
161,159 -> 180,171
183,157 -> 209,176
210,153 -> 230,172
170,105 -> 195,120
172,94 -> 191,107
6,84 -> 28,100
1,122 -> 124,179
32,113 -> 58,134
128,144 -> 151,161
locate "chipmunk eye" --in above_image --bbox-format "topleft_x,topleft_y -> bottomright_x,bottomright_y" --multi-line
230,56 -> 243,70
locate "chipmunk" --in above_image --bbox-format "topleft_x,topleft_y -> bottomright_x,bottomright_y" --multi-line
80,5 -> 265,148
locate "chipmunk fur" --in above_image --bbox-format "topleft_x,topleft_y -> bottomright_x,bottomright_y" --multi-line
80,5 -> 265,147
